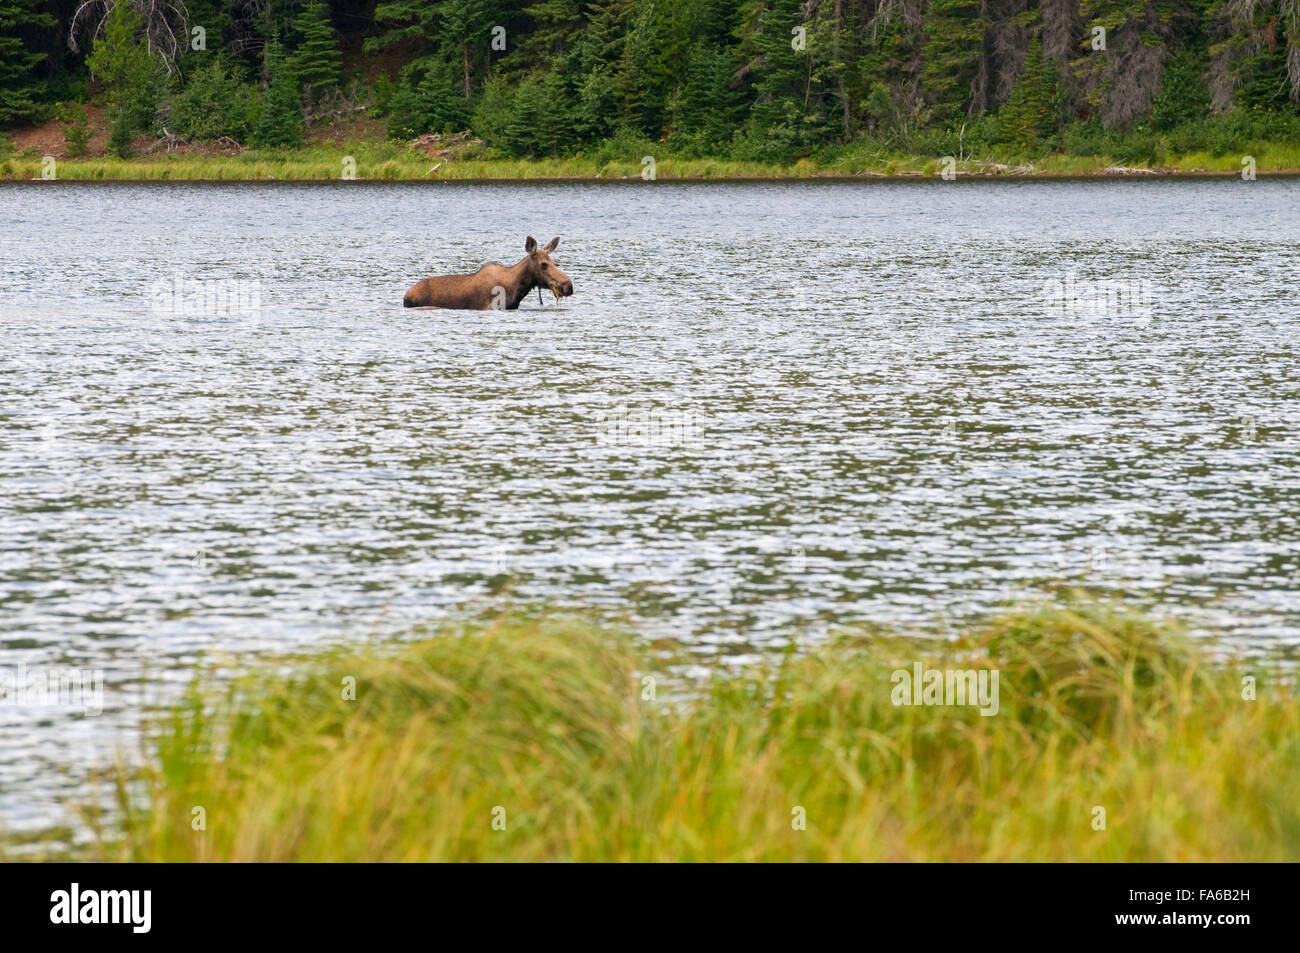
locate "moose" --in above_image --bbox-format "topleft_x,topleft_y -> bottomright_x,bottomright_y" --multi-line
403,236 -> 574,310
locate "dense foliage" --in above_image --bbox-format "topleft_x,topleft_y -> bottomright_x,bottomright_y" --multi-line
0,0 -> 56,126
84,0 -> 166,154
3,1 -> 1300,159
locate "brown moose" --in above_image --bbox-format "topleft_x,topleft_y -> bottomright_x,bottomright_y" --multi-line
403,236 -> 574,310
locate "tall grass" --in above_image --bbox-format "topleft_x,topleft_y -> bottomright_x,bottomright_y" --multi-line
0,146 -> 809,182
4,140 -> 1300,181
51,600 -> 1299,862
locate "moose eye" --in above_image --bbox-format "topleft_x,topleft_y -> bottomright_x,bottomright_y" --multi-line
541,263 -> 549,269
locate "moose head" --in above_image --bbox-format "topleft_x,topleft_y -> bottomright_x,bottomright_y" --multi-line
524,236 -> 573,300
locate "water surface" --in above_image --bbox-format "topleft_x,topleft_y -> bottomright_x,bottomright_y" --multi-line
1,179 -> 1298,829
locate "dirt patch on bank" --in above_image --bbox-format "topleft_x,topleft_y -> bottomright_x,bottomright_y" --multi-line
4,107 -> 383,159
7,105 -> 111,159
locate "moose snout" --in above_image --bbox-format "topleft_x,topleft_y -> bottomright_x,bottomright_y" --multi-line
559,278 -> 574,297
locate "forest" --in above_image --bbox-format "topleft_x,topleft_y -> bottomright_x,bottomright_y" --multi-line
2,1 -> 1299,164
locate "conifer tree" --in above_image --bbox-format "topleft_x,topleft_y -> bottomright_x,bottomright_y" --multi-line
86,0 -> 165,156
12,0 -> 1300,161
290,2 -> 342,98
253,38 -> 303,147
184,0 -> 234,54
0,0 -> 54,126
920,0 -> 985,125
1001,37 -> 1062,149
736,0 -> 836,157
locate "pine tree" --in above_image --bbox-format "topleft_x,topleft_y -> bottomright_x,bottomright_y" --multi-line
169,57 -> 255,142
512,0 -> 583,68
736,0 -> 837,158
0,0 -> 54,126
253,38 -> 303,147
1001,37 -> 1062,149
1073,0 -> 1181,128
661,0 -> 744,152
16,0 -> 1300,159
387,60 -> 470,137
1151,45 -> 1210,130
370,0 -> 512,137
184,0 -> 235,54
853,4 -> 922,137
920,0 -> 985,125
290,2 -> 342,99
571,0 -> 636,141
86,0 -> 165,156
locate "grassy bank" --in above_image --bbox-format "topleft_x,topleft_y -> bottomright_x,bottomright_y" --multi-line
31,600 -> 1298,862
4,139 -> 1300,181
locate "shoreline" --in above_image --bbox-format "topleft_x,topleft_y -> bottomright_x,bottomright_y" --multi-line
3,168 -> 1293,184
2,145 -> 1293,183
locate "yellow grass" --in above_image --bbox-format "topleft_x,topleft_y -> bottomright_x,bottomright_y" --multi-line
27,599 -> 1296,862
3,140 -> 1298,181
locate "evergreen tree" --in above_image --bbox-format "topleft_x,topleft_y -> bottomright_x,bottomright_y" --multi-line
169,57 -> 255,141
1151,44 -> 1211,130
920,0 -> 985,125
511,0 -> 583,68
252,38 -> 303,147
11,0 -> 1300,160
371,0 -> 511,137
1000,37 -> 1062,149
1232,10 -> 1300,115
570,0 -> 636,141
736,0 -> 836,159
184,0 -> 235,54
86,0 -> 165,156
290,2 -> 342,98
0,0 -> 54,126
387,60 -> 470,137
853,6 -> 922,137
668,42 -> 743,154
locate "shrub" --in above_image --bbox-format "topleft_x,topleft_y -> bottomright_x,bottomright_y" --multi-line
168,59 -> 255,142
1061,118 -> 1114,157
385,58 -> 471,140
371,75 -> 395,118
57,102 -> 91,157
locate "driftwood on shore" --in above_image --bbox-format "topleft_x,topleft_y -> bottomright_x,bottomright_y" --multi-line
409,130 -> 485,161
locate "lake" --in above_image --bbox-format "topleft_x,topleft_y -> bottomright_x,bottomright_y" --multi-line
1,178 -> 1298,831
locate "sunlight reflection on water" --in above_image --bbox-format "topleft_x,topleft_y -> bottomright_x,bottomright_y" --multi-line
1,178 -> 1298,828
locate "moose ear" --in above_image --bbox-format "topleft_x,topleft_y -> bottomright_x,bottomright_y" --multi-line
546,237 -> 560,252
525,236 -> 537,253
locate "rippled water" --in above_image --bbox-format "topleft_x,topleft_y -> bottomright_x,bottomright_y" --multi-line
1,179 -> 1299,830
